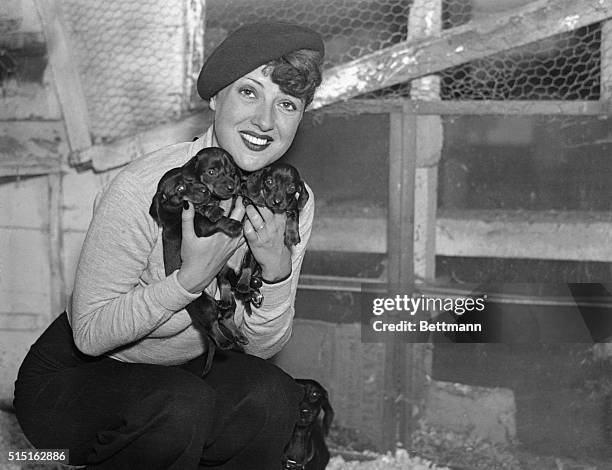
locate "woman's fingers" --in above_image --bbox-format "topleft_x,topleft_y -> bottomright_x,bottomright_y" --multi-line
245,204 -> 266,232
181,201 -> 196,242
229,196 -> 246,221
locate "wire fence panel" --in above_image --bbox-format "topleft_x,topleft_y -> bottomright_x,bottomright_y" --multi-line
206,0 -> 605,101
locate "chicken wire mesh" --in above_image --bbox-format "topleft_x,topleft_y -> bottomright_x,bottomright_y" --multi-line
59,0 -> 204,142
205,0 -> 605,101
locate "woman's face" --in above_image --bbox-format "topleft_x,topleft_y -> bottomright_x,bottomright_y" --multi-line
210,65 -> 305,172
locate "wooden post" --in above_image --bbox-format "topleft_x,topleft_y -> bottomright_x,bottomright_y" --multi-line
403,0 -> 442,450
602,20 -> 612,100
384,106 -> 418,450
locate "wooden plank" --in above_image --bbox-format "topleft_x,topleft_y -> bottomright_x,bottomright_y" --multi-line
311,0 -> 612,108
309,209 -> 612,262
0,121 -> 65,177
0,174 -> 51,229
317,99 -> 612,116
0,313 -> 43,330
309,214 -> 386,252
47,173 -> 65,320
34,0 -> 91,155
437,209 -> 612,262
77,111 -> 214,172
0,227 -> 52,316
387,108 -> 417,289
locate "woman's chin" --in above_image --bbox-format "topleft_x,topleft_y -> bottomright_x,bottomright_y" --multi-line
235,154 -> 278,173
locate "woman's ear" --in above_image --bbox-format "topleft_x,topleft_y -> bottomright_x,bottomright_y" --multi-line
209,95 -> 216,111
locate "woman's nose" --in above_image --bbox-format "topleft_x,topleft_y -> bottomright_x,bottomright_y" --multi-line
251,102 -> 274,132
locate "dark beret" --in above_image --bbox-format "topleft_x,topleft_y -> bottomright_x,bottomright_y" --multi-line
197,22 -> 324,100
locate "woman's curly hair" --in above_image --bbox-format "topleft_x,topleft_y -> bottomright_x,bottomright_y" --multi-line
264,49 -> 324,108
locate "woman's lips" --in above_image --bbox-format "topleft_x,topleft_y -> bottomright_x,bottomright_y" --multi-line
240,131 -> 272,151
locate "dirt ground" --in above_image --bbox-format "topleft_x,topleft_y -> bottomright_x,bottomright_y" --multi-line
325,421 -> 610,470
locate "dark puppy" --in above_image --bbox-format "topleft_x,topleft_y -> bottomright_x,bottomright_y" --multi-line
236,163 -> 309,312
149,148 -> 247,370
242,162 -> 309,246
282,379 -> 334,470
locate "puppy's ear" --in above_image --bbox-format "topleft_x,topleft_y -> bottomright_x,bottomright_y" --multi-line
320,392 -> 334,436
245,171 -> 263,199
296,181 -> 309,211
149,192 -> 165,224
182,153 -> 200,177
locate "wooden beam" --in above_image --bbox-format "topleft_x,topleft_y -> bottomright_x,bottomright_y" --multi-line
381,105 -> 418,451
317,99 -> 611,116
406,0 -> 440,452
0,312 -> 44,330
309,208 -> 612,262
311,0 -> 612,108
34,0 -> 91,156
76,110 -> 214,172
436,209 -> 612,262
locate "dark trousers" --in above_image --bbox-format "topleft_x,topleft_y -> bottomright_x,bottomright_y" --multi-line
13,313 -> 302,469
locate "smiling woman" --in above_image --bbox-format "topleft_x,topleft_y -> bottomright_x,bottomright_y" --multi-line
208,66 -> 306,172
14,21 -> 325,470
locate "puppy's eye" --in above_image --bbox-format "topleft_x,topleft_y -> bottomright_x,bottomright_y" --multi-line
286,184 -> 296,194
265,177 -> 274,188
207,169 -> 218,176
176,185 -> 186,194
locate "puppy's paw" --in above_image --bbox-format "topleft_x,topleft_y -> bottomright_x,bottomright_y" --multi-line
284,229 -> 300,247
218,318 -> 249,347
209,320 -> 235,349
218,218 -> 243,238
250,290 -> 264,308
203,205 -> 224,222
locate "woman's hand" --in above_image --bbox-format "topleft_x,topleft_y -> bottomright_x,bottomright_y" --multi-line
243,205 -> 292,283
177,198 -> 246,293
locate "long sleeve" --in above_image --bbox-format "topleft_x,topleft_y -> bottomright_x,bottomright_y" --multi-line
69,168 -> 201,356
238,185 -> 315,359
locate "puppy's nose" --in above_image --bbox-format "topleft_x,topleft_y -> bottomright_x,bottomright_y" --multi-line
227,183 -> 235,191
273,198 -> 282,206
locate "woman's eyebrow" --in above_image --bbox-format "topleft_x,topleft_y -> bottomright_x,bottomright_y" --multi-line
243,77 -> 264,88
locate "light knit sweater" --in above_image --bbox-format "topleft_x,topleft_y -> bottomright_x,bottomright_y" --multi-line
68,127 -> 314,365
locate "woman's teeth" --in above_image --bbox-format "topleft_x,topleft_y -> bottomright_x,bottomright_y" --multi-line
241,133 -> 269,146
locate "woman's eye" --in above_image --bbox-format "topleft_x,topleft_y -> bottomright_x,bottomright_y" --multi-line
239,87 -> 256,98
279,101 -> 298,112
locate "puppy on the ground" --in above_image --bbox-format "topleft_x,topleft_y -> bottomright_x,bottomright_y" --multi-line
282,378 -> 334,470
